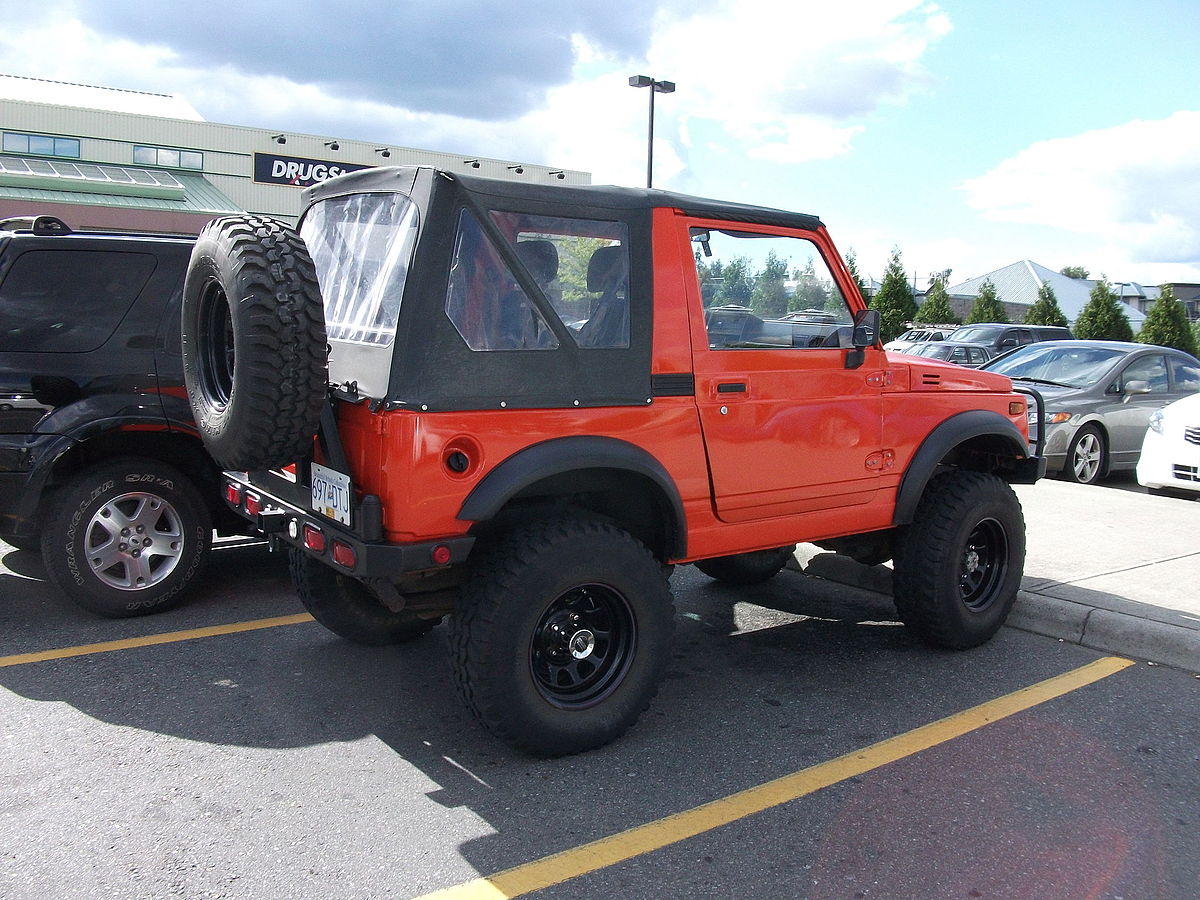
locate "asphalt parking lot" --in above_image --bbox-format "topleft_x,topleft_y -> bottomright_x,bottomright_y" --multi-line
2,480 -> 1198,899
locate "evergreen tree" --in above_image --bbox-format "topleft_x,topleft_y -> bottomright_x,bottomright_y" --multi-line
844,248 -> 869,300
966,280 -> 1008,324
749,250 -> 789,317
869,247 -> 917,343
1023,283 -> 1069,327
792,258 -> 833,311
1074,280 -> 1134,341
1138,285 -> 1197,355
1060,265 -> 1090,279
717,256 -> 754,306
917,278 -> 959,325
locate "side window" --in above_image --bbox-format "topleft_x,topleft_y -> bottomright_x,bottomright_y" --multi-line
692,228 -> 852,350
490,211 -> 630,350
0,249 -> 157,352
445,209 -> 559,351
1170,357 -> 1200,392
1121,355 -> 1168,393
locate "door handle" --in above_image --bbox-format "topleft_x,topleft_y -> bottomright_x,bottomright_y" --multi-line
717,382 -> 747,393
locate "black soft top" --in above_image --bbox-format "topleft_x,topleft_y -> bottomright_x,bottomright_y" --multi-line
303,166 -> 824,232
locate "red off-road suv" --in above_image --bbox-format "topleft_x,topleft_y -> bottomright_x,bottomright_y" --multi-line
181,167 -> 1044,755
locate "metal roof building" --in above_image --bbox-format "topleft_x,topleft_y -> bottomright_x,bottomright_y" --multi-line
944,259 -> 1147,329
0,74 -> 588,234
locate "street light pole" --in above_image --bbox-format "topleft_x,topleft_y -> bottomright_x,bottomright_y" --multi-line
628,75 -> 675,189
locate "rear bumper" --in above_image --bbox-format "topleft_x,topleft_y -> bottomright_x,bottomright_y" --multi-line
222,470 -> 475,578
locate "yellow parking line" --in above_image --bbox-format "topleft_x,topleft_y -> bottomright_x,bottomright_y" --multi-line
414,656 -> 1136,900
0,612 -> 315,668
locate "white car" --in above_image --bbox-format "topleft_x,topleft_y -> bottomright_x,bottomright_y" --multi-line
1137,391 -> 1200,498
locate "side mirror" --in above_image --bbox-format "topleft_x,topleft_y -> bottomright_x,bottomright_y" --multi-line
999,337 -> 1017,348
852,308 -> 880,348
1123,379 -> 1151,398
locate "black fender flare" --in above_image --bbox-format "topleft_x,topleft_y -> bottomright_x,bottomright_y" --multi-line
457,436 -> 687,557
893,410 -> 1031,526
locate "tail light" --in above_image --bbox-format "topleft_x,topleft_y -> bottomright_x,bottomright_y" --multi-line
332,540 -> 357,568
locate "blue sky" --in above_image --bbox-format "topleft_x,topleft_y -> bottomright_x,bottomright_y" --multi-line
2,1 -> 1198,286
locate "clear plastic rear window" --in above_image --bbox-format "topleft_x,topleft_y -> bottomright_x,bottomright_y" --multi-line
300,192 -> 419,347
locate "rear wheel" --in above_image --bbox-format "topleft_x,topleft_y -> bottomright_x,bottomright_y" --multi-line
449,516 -> 674,757
1063,425 -> 1105,485
893,470 -> 1025,649
290,550 -> 442,645
695,545 -> 796,585
41,459 -> 211,617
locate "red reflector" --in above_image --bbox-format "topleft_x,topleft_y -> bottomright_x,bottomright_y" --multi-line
332,541 -> 357,568
303,525 -> 326,552
244,493 -> 262,516
431,544 -> 452,566
225,483 -> 241,505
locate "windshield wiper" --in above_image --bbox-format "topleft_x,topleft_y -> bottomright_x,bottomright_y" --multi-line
1009,376 -> 1072,388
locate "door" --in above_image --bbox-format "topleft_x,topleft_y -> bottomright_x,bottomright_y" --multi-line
688,223 -> 885,523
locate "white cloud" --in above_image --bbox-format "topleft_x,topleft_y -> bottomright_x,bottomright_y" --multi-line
0,2 -> 950,183
962,112 -> 1200,279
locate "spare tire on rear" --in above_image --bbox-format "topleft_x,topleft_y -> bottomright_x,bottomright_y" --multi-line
182,215 -> 328,470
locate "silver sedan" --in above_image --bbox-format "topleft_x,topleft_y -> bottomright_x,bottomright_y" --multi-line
981,340 -> 1200,484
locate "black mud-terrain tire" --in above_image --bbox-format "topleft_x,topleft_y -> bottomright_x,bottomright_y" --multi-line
182,215 -> 328,471
892,470 -> 1025,649
290,550 -> 442,645
449,516 -> 675,757
695,545 -> 796,585
1063,425 -> 1106,485
41,459 -> 212,617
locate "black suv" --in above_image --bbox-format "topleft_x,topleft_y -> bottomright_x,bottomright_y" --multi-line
0,215 -> 235,616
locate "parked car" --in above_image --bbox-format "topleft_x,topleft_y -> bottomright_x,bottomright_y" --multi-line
904,341 -> 996,368
981,340 -> 1200,484
0,214 -> 245,616
946,323 -> 1072,353
1136,392 -> 1200,499
883,327 -> 948,352
179,167 -> 1042,755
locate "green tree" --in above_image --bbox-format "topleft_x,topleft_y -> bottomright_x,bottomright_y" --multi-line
966,279 -> 1008,324
718,256 -> 754,306
1074,280 -> 1134,341
917,278 -> 960,325
1138,285 -> 1197,355
695,254 -> 723,307
869,247 -> 917,343
1023,283 -> 1069,327
749,250 -> 789,317
1060,265 -> 1090,279
844,248 -> 869,300
791,258 -> 831,312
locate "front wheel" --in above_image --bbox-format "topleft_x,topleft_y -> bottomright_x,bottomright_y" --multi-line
1063,425 -> 1105,485
449,516 -> 674,757
41,459 -> 211,617
892,471 -> 1025,649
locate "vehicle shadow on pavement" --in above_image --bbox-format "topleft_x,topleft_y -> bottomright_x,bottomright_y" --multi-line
0,557 -> 1091,895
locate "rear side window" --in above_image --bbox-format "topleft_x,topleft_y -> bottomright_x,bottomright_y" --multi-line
0,249 -> 156,352
1170,357 -> 1200,392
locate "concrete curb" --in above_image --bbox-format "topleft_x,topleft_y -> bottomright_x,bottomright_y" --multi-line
792,547 -> 1200,673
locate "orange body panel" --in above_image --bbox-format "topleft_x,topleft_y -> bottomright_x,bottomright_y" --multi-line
330,204 -> 1031,564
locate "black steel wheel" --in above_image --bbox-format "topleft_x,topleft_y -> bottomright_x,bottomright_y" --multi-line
181,215 -> 328,471
893,470 -> 1025,649
530,583 -> 635,709
449,516 -> 674,756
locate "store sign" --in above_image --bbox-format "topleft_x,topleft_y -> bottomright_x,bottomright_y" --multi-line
253,152 -> 371,188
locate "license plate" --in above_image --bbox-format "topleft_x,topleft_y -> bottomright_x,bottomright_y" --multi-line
311,462 -> 352,526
